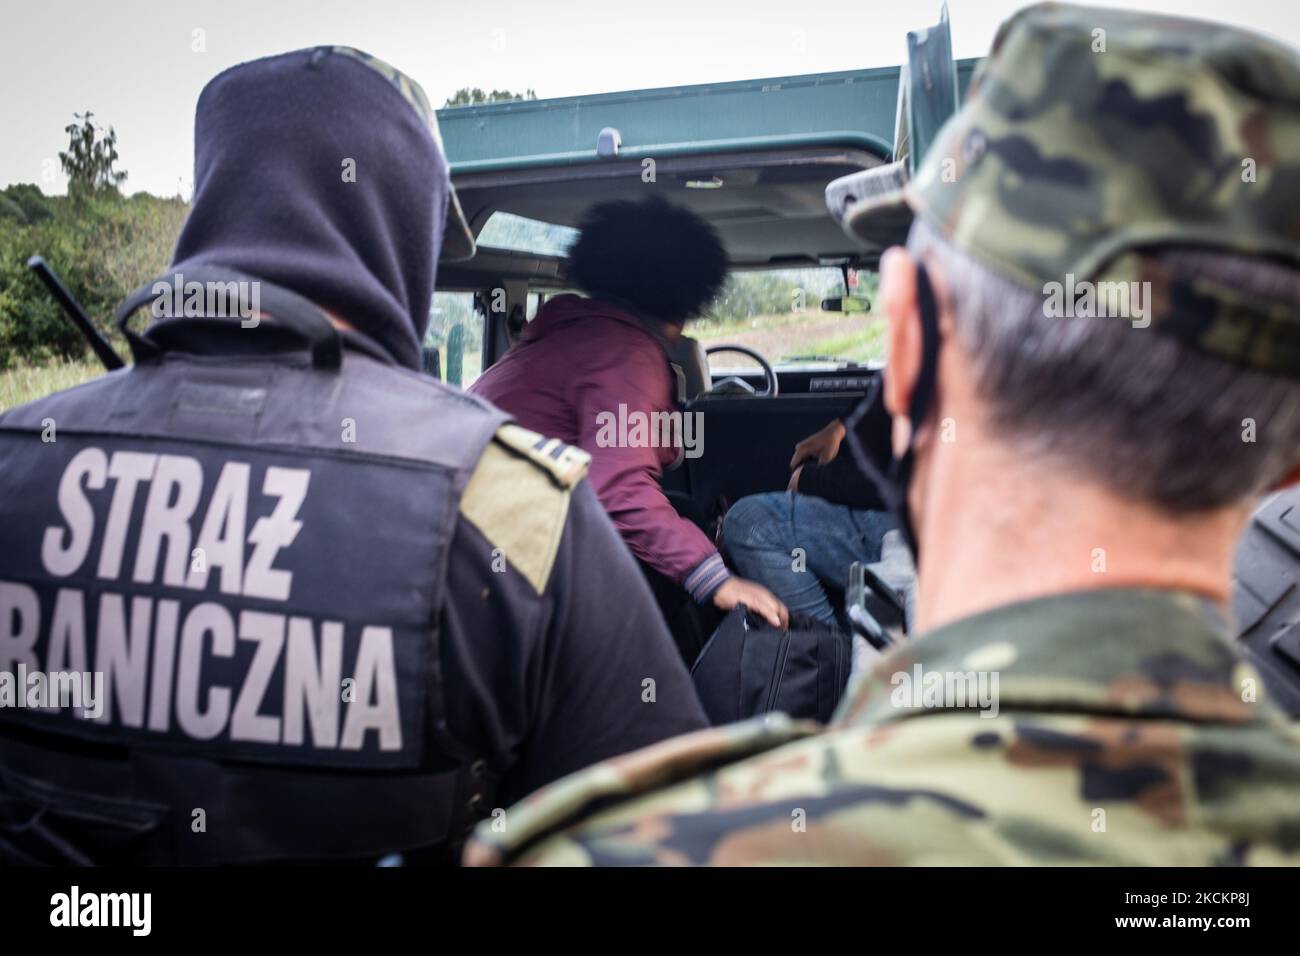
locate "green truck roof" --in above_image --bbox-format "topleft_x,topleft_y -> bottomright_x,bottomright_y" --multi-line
438,59 -> 980,174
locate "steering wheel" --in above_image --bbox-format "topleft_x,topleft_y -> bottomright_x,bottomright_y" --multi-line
704,345 -> 779,397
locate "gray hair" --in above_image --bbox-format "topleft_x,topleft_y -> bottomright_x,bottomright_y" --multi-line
906,217 -> 1300,512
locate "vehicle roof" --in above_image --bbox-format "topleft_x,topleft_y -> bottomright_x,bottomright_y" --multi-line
438,60 -> 979,272
438,61 -> 979,174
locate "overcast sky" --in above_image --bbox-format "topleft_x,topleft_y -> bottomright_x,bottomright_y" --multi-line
2,0 -> 1297,197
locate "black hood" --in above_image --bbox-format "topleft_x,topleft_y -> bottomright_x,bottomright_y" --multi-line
170,46 -> 457,369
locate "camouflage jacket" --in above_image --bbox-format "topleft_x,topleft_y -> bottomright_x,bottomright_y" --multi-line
464,588 -> 1300,865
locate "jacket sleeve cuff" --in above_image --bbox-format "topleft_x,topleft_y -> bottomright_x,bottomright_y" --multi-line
683,553 -> 732,604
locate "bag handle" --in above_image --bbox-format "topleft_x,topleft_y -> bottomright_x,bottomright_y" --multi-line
114,267 -> 343,370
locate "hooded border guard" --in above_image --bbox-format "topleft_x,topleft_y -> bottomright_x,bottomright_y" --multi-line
0,47 -> 706,864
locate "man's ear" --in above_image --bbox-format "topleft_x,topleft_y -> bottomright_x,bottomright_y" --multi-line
880,246 -> 923,425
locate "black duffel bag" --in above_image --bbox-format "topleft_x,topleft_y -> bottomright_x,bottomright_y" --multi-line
690,608 -> 853,725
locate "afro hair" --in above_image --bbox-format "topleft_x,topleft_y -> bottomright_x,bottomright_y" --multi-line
565,196 -> 728,324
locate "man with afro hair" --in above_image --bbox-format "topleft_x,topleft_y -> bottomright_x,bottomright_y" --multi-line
473,197 -> 788,631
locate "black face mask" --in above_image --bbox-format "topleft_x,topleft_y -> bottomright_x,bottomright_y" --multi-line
843,263 -> 943,565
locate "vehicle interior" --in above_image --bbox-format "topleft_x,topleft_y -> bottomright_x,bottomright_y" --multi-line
432,143 -> 891,656
430,95 -> 1300,715
442,146 -> 882,504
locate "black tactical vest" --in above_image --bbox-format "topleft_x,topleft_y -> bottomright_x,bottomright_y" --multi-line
0,273 -> 507,863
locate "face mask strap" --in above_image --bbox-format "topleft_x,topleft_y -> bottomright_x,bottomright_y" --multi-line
893,263 -> 943,559
845,261 -> 943,565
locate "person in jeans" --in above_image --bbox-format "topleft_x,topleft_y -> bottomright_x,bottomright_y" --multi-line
724,405 -> 909,627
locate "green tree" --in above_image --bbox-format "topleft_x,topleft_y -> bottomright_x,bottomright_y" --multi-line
59,111 -> 127,199
443,87 -> 537,107
0,194 -> 23,224
0,187 -> 188,368
0,184 -> 54,225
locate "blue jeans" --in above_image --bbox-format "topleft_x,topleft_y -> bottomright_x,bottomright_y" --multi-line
722,492 -> 898,626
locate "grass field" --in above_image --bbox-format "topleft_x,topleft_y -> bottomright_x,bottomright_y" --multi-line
692,309 -> 887,366
0,359 -> 104,411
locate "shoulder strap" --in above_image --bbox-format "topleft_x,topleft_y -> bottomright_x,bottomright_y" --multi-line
458,425 -> 590,594
115,267 -> 344,370
492,424 -> 591,488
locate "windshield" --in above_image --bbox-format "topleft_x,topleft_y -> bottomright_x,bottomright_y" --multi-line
692,267 -> 884,370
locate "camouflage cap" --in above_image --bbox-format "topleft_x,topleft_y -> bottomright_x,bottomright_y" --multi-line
330,46 -> 476,261
830,2 -> 1300,377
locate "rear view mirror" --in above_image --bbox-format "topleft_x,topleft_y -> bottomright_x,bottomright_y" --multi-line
820,294 -> 872,314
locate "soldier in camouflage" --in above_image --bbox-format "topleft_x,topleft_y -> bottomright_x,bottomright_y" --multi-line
463,2 -> 1300,866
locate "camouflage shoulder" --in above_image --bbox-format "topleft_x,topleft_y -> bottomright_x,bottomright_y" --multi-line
458,424 -> 591,594
463,713 -> 818,866
472,708 -> 1300,866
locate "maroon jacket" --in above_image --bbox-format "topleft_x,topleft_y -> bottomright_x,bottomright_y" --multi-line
470,295 -> 729,601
